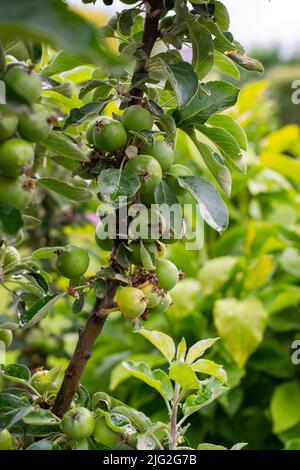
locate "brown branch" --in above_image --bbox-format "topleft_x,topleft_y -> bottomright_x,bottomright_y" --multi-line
52,281 -> 118,417
130,0 -> 163,103
52,0 -> 163,418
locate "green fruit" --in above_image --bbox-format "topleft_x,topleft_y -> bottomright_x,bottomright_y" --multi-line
0,329 -> 13,348
117,286 -> 147,319
141,139 -> 174,171
130,241 -> 158,265
94,417 -> 121,448
156,258 -> 179,291
166,164 -> 192,196
5,66 -> 42,104
0,108 -> 18,141
150,292 -> 172,314
93,118 -> 127,152
18,104 -> 51,142
86,118 -> 97,145
0,429 -> 13,450
0,175 -> 32,210
0,138 -> 34,177
56,245 -> 90,279
61,407 -> 95,441
122,106 -> 153,132
140,282 -> 162,308
3,246 -> 20,267
125,155 -> 162,193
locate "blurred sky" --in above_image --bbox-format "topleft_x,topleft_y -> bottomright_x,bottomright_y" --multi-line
69,0 -> 300,57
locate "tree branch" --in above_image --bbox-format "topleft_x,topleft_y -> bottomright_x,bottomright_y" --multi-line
130,0 -> 163,103
52,281 -> 118,417
52,0 -> 163,418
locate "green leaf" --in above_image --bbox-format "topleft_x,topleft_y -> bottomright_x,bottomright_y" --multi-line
113,406 -> 151,433
122,361 -> 172,402
42,51 -> 86,76
140,241 -> 155,271
198,443 -> 227,450
200,17 -> 234,51
175,81 -> 239,128
214,297 -> 268,368
79,80 -> 112,100
1,363 -> 31,382
214,50 -> 240,80
208,114 -> 247,151
41,75 -> 73,98
118,8 -> 140,36
160,61 -> 198,109
169,362 -> 199,390
187,23 -> 214,80
271,382 -> 300,434
0,391 -> 30,410
93,279 -> 107,299
26,439 -> 56,450
0,406 -> 35,432
214,1 -> 230,31
176,338 -> 187,361
191,137 -> 232,197
154,180 -> 179,206
110,354 -> 166,391
182,379 -> 228,417
138,329 -> 176,363
0,203 -> 23,235
64,102 -> 106,129
198,256 -> 237,296
186,338 -> 219,365
178,176 -> 229,233
38,178 -> 92,202
0,0 -> 121,66
279,248 -> 300,278
42,131 -> 88,162
197,125 -> 243,162
21,292 -> 66,329
98,168 -> 141,201
192,359 -> 227,383
23,409 -> 59,426
31,247 -> 62,259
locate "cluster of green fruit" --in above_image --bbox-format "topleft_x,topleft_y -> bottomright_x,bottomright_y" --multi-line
0,64 -> 52,211
87,105 -> 191,198
116,257 -> 179,320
